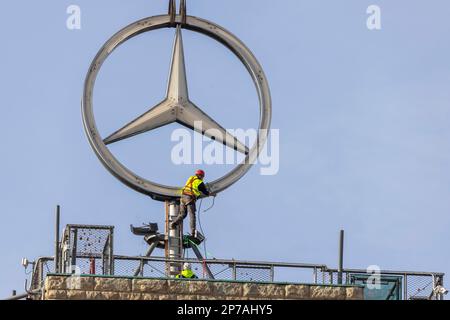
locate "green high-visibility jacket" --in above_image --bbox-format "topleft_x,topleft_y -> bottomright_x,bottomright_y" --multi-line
182,175 -> 204,198
176,270 -> 198,279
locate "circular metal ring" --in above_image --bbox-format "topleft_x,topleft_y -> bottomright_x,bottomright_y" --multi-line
82,15 -> 272,201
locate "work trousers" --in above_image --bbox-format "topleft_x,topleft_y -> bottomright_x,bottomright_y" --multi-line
172,195 -> 196,234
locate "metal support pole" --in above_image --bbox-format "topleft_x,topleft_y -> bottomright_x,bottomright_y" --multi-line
37,261 -> 43,288
313,267 -> 318,284
168,0 -> 176,24
404,274 -> 408,300
432,274 -> 437,300
54,205 -> 60,273
144,241 -> 159,257
269,265 -> 274,282
70,228 -> 77,272
89,257 -> 96,275
338,230 -> 344,285
180,0 -> 187,25
109,228 -> 114,275
4,292 -> 33,300
133,241 -> 159,277
168,201 -> 182,276
191,244 -> 214,279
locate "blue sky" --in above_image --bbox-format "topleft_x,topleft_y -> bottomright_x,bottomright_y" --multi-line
1,0 -> 450,297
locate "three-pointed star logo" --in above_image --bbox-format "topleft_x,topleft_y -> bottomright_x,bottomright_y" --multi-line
103,26 -> 249,155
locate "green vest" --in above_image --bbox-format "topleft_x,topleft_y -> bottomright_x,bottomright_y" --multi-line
176,269 -> 197,279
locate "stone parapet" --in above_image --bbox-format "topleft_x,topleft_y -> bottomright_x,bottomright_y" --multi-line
43,275 -> 364,300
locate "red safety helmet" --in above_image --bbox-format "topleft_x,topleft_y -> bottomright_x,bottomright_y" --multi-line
195,169 -> 205,177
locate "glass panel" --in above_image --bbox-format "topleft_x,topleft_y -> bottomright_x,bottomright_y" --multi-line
349,274 -> 402,300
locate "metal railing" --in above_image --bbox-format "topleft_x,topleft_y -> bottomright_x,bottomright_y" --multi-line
317,267 -> 445,300
23,225 -> 446,300
113,255 -> 326,284
28,254 -> 445,300
28,256 -> 54,293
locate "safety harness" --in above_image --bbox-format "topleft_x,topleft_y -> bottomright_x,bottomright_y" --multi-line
182,176 -> 200,198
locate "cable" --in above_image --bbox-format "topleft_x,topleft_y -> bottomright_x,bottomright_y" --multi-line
197,199 -> 208,258
203,196 -> 216,213
186,238 -> 215,261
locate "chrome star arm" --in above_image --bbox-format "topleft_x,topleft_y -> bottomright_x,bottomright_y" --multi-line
167,26 -> 248,154
177,101 -> 249,154
104,26 -> 188,146
166,26 -> 189,103
103,100 -> 175,145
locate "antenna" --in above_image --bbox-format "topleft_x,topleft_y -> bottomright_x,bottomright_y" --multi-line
54,205 -> 60,273
338,230 -> 344,285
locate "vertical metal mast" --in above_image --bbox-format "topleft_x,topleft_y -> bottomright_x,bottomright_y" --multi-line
54,205 -> 61,273
167,201 -> 182,276
164,0 -> 187,277
338,230 -> 345,284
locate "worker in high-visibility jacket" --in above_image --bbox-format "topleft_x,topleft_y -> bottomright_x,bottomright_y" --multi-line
170,169 -> 214,236
176,263 -> 198,279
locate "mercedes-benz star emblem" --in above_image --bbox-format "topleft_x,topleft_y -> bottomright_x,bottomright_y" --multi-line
82,13 -> 272,201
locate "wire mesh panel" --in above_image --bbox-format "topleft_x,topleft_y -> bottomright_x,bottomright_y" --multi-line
30,258 -> 54,290
186,261 -> 214,279
235,265 -> 272,282
72,257 -> 103,275
114,258 -> 144,277
316,270 -> 346,285
72,228 -> 110,254
110,258 -> 280,282
143,262 -> 168,278
60,225 -> 113,275
273,266 -> 317,284
208,263 -> 233,281
113,257 -> 168,278
406,275 -> 434,300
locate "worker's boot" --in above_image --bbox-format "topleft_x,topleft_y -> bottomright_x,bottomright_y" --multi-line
192,230 -> 205,241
